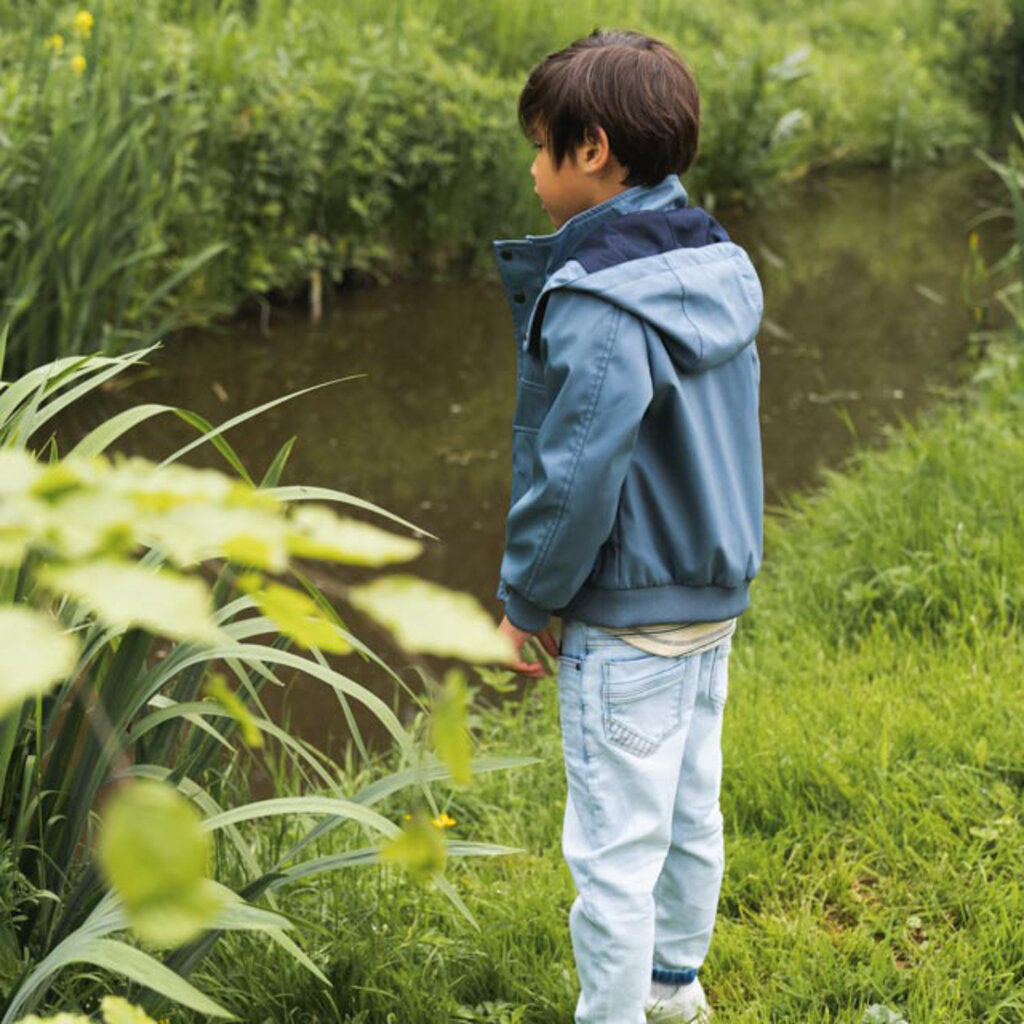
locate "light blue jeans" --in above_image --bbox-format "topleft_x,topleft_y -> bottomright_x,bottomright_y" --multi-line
556,618 -> 732,1024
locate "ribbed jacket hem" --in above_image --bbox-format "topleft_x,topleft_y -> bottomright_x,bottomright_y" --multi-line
503,587 -> 552,632
557,580 -> 751,626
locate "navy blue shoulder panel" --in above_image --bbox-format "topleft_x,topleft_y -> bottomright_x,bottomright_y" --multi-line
572,207 -> 731,274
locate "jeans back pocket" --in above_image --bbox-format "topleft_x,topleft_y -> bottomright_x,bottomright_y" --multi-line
600,655 -> 693,758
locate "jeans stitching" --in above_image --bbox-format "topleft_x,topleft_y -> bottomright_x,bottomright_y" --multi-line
601,665 -> 684,758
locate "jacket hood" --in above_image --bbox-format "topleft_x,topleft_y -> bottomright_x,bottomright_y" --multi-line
519,177 -> 764,373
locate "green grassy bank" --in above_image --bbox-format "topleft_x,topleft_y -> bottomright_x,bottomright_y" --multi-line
1,0 -> 1019,368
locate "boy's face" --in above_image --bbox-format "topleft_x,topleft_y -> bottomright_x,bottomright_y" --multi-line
529,126 -> 600,230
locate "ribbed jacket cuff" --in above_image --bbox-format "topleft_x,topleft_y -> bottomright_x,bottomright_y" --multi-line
503,588 -> 551,633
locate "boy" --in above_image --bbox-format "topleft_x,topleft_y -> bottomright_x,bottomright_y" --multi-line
492,29 -> 764,1024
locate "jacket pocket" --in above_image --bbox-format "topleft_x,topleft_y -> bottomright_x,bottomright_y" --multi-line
513,377 -> 547,431
600,655 -> 693,757
510,426 -> 538,506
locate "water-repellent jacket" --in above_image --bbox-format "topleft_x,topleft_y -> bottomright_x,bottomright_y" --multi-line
493,173 -> 765,633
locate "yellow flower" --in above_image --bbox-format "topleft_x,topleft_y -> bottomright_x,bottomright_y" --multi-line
431,810 -> 457,829
44,33 -> 64,51
70,54 -> 86,74
73,10 -> 94,38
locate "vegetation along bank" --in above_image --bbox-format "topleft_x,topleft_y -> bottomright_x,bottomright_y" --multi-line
0,0 -> 1021,368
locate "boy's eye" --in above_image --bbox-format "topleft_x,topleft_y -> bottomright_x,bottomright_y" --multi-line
530,140 -> 543,150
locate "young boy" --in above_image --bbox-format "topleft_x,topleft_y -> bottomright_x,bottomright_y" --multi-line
492,29 -> 764,1024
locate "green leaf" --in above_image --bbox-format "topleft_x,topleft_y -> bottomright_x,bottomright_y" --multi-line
236,575 -> 352,654
13,1013 -> 91,1023
40,561 -> 224,645
379,809 -> 447,881
97,780 -> 225,949
430,669 -> 473,786
265,484 -> 438,539
347,575 -> 516,663
199,795 -> 399,838
67,404 -> 175,459
106,458 -> 252,511
44,490 -> 137,560
0,449 -> 43,496
73,939 -> 235,1018
287,505 -> 423,565
99,996 -> 161,1024
0,607 -> 79,717
161,377 -> 365,473
203,673 -> 264,748
138,503 -> 291,571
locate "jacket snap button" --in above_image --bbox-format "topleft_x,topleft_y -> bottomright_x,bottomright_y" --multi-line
501,250 -> 514,261
513,292 -> 526,303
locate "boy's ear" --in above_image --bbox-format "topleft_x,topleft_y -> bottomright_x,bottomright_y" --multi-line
580,124 -> 611,172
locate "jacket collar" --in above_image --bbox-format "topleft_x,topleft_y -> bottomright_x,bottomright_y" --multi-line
494,174 -> 689,278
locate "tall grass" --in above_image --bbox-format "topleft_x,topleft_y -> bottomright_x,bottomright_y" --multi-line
0,0 -> 1016,369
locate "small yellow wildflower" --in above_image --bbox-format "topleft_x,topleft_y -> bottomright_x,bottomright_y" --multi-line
73,10 -> 94,38
70,54 -> 86,74
431,810 -> 456,829
403,813 -> 411,820
44,33 -> 64,52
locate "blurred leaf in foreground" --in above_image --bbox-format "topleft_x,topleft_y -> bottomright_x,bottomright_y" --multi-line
204,672 -> 264,748
287,505 -> 423,565
237,573 -> 352,653
0,607 -> 79,716
14,1013 -> 92,1023
431,668 -> 473,786
99,996 -> 161,1024
98,779 -> 225,948
379,808 -> 447,881
15,997 -> 161,1024
348,575 -> 516,663
40,561 -> 224,645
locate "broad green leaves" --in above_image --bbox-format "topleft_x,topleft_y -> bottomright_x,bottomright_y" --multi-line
16,996 -> 160,1024
97,780 -> 224,949
0,607 -> 79,715
40,562 -> 225,646
15,1014 -> 92,1024
236,574 -> 351,654
430,670 -> 473,786
96,998 -> 160,1024
203,674 -> 264,748
379,809 -> 448,881
288,505 -> 423,565
348,575 -> 516,663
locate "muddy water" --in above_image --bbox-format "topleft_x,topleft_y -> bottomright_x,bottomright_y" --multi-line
65,155 -> 1005,765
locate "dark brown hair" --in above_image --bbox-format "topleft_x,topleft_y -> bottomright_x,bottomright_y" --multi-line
517,29 -> 701,188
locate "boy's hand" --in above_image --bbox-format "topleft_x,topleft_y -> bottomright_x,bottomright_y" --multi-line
498,614 -> 560,677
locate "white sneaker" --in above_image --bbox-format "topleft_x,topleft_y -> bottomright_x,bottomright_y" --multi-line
645,977 -> 712,1022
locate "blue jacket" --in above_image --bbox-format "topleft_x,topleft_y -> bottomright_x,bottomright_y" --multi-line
493,173 -> 764,633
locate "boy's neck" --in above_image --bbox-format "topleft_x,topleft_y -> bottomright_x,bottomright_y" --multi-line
574,150 -> 633,215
